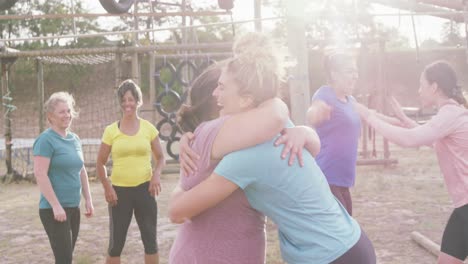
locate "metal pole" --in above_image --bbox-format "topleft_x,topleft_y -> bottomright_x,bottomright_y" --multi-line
254,0 -> 262,32
69,0 -> 77,44
37,59 -> 44,133
283,0 -> 310,125
132,1 -> 140,85
149,51 -> 156,124
182,0 -> 187,45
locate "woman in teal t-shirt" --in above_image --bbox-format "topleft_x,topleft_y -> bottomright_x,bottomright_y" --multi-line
33,92 -> 93,264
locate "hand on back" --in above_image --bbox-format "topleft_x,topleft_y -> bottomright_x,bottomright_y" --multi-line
179,132 -> 200,176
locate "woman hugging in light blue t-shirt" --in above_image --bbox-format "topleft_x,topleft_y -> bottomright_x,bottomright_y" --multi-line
169,33 -> 376,264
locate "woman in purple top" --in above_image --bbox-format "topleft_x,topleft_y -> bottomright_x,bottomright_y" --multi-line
354,61 -> 468,264
306,52 -> 360,215
169,34 -> 321,264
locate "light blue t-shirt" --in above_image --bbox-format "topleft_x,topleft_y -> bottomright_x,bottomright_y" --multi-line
33,128 -> 84,209
214,137 -> 361,264
312,85 -> 361,187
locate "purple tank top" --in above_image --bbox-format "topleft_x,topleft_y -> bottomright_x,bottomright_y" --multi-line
169,116 -> 266,264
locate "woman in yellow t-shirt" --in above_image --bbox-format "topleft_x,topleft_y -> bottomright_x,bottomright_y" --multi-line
96,79 -> 165,264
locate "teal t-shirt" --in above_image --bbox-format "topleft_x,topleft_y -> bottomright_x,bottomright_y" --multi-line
214,137 -> 361,264
33,128 -> 84,209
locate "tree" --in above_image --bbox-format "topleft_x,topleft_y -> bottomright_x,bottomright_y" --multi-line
440,20 -> 464,46
1,0 -> 104,49
269,1 -> 409,49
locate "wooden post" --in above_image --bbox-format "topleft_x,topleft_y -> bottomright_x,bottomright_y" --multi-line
181,0 -> 187,45
115,53 -> 122,88
464,0 -> 468,65
378,40 -> 391,160
36,59 -> 44,133
2,62 -> 13,175
254,0 -> 262,32
283,0 -> 310,125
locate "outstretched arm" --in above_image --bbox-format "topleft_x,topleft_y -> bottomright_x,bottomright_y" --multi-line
355,102 -> 442,147
388,96 -> 419,128
169,173 -> 239,223
211,97 -> 289,159
306,99 -> 332,127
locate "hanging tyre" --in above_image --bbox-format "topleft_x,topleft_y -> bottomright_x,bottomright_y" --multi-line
99,0 -> 134,14
0,0 -> 18,11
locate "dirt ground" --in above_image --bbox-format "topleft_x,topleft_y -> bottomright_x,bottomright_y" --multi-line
0,146 -> 455,264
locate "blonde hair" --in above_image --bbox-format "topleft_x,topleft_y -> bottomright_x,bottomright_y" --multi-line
227,33 -> 286,106
44,91 -> 78,119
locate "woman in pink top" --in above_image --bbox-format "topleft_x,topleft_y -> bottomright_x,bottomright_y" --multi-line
169,34 -> 320,264
354,60 -> 468,264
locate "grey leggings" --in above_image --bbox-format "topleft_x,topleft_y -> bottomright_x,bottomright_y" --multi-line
330,229 -> 376,264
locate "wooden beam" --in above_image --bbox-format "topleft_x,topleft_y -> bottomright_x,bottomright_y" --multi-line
411,231 -> 439,257
0,10 -> 229,21
417,0 -> 463,11
371,0 -> 463,22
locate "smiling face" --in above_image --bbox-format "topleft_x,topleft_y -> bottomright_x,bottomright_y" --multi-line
48,101 -> 72,130
212,67 -> 252,115
120,90 -> 139,116
330,60 -> 358,96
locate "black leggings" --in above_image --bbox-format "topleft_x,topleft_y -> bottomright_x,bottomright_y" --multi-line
108,181 -> 158,257
329,185 -> 353,216
441,204 -> 468,261
39,207 -> 80,264
330,228 -> 376,264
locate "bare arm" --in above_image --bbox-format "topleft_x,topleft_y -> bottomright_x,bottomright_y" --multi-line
79,166 -> 94,218
389,96 -> 419,128
96,143 -> 117,206
355,102 -> 441,147
33,156 -> 66,222
212,97 -> 289,159
373,112 -> 405,126
169,173 -> 239,224
149,137 -> 166,196
306,99 -> 332,127
367,113 -> 440,147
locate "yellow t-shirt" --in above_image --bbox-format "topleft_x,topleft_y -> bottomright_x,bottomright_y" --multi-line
102,119 -> 159,187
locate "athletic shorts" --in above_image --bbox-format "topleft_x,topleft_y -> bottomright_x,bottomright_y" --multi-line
441,204 -> 468,261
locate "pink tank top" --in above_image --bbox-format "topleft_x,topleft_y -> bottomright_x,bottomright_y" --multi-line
169,116 -> 266,264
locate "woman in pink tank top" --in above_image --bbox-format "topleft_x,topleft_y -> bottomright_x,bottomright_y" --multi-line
169,64 -> 273,264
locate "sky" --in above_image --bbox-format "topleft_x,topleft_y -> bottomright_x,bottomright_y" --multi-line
79,0 -> 459,47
